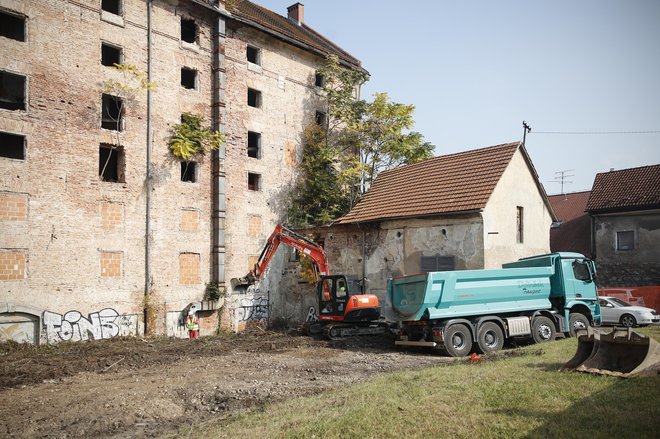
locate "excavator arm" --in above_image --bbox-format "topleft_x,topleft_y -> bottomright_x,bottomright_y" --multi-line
230,224 -> 330,289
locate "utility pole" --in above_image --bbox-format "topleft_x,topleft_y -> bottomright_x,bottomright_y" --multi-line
549,169 -> 574,195
522,121 -> 531,146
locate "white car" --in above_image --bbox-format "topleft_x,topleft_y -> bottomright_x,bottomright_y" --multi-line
598,296 -> 660,327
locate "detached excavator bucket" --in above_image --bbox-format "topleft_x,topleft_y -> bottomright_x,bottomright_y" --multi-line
564,328 -> 660,378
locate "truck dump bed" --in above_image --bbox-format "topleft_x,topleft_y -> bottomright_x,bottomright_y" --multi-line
391,265 -> 556,321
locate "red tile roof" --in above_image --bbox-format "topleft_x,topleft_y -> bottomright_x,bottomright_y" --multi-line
228,1 -> 364,72
548,191 -> 592,257
586,164 -> 660,213
337,142 -> 523,224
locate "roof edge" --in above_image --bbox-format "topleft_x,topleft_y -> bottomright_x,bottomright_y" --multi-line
337,209 -> 484,225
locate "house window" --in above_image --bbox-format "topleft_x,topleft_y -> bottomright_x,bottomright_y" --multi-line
101,0 -> 122,15
101,94 -> 123,131
516,206 -> 524,243
315,72 -> 324,87
616,231 -> 634,251
0,10 -> 26,42
248,172 -> 260,191
247,45 -> 261,65
315,110 -> 327,126
247,131 -> 261,158
99,144 -> 125,182
0,131 -> 25,160
181,68 -> 197,90
181,161 -> 197,183
0,71 -> 26,111
247,88 -> 261,108
101,43 -> 122,67
420,255 -> 455,273
181,18 -> 197,44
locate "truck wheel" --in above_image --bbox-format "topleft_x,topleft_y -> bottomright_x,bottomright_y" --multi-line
443,324 -> 473,357
620,314 -> 637,328
476,322 -> 504,354
569,313 -> 589,337
532,316 -> 556,343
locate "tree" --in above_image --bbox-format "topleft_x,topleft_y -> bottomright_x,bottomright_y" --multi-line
286,56 -> 433,227
355,92 -> 434,193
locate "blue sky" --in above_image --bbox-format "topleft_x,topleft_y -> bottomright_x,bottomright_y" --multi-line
254,0 -> 660,194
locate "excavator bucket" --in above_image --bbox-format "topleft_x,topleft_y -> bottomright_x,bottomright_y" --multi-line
230,273 -> 256,290
564,328 -> 660,378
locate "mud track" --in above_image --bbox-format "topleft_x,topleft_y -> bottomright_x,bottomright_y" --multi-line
0,329 -> 455,438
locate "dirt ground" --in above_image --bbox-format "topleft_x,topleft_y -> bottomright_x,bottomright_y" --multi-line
0,328 -> 456,438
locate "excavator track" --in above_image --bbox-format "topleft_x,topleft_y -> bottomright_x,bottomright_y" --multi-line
324,323 -> 389,340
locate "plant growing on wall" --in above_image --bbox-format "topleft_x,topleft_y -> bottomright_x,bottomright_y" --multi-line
100,64 -> 156,181
168,112 -> 224,176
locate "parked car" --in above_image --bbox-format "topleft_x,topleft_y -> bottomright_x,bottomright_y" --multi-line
598,296 -> 660,327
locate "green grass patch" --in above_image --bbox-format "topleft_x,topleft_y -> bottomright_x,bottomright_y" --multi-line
180,327 -> 660,438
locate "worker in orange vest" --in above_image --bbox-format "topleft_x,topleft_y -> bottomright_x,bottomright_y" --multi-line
186,313 -> 200,339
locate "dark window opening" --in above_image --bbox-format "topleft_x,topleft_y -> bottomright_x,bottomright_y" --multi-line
181,68 -> 197,89
181,18 -> 197,43
247,88 -> 261,108
101,0 -> 122,15
181,161 -> 197,183
516,206 -> 524,243
315,110 -> 327,126
99,144 -> 125,182
101,43 -> 122,67
247,45 -> 261,65
0,131 -> 25,160
0,71 -> 26,111
616,231 -> 634,251
248,173 -> 260,191
315,72 -> 324,87
420,255 -> 456,273
0,10 -> 26,41
101,94 -> 123,131
247,131 -> 261,158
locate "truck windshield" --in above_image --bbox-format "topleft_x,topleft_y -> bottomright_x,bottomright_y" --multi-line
572,260 -> 592,282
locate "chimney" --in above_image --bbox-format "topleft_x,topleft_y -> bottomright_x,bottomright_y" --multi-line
287,3 -> 304,25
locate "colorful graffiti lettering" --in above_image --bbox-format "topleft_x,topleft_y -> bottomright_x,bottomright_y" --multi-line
43,308 -> 138,343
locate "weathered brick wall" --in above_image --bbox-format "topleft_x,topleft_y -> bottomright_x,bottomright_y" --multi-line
0,0 -> 221,341
222,22 -> 327,330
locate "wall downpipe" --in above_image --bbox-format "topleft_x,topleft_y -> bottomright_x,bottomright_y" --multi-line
144,0 -> 153,336
211,14 -> 227,290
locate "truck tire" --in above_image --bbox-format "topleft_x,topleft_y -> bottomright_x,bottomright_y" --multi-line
532,316 -> 556,343
443,324 -> 473,357
476,322 -> 504,354
569,312 -> 589,337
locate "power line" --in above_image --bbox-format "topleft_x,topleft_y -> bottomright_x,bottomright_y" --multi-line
531,130 -> 660,135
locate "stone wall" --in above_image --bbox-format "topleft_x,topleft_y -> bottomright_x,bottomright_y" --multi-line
594,212 -> 660,286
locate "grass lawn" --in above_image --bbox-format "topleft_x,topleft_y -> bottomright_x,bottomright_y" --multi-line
180,326 -> 660,439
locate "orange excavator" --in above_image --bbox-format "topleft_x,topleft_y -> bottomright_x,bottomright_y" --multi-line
230,224 -> 388,339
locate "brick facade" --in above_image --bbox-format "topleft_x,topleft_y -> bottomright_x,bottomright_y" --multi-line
0,0 -> 363,341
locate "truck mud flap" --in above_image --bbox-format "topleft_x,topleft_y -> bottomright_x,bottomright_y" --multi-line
564,328 -> 660,378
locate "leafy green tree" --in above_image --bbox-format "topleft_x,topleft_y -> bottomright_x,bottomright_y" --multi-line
168,112 -> 223,160
287,56 -> 433,226
355,92 -> 434,193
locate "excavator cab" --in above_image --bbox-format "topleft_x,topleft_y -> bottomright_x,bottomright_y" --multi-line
317,275 -> 381,323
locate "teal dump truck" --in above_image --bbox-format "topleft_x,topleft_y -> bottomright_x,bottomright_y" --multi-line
391,252 -> 601,356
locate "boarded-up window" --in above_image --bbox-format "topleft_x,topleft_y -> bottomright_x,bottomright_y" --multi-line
420,255 -> 455,273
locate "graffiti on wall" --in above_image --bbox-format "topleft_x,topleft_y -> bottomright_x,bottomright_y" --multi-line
43,308 -> 138,343
305,306 -> 318,322
236,297 -> 270,322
